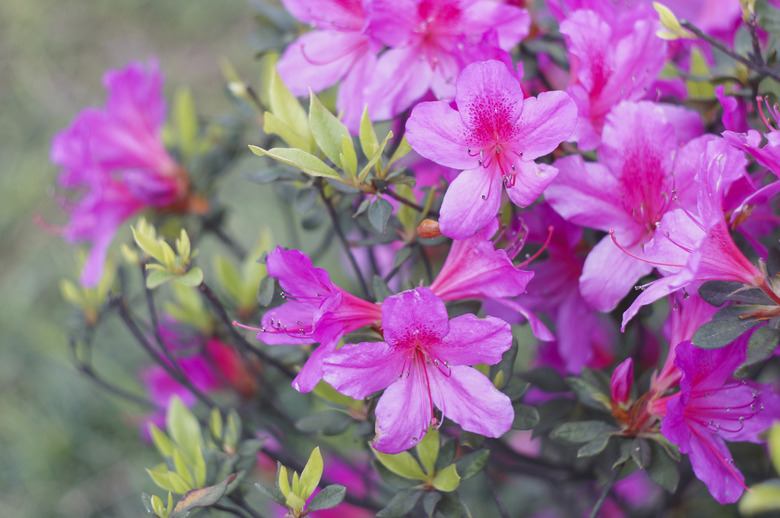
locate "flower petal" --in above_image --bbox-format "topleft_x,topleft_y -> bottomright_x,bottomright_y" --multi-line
406,101 -> 474,170
505,162 -> 558,207
438,314 -> 512,366
439,168 -> 502,239
372,369 -> 432,454
381,288 -> 450,347
508,90 -> 577,160
321,340 -> 407,398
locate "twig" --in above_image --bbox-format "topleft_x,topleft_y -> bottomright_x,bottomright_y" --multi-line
747,13 -> 765,68
378,186 -> 439,218
681,21 -> 780,83
588,464 -> 623,518
140,263 -> 185,378
316,181 -> 372,300
198,281 -> 298,379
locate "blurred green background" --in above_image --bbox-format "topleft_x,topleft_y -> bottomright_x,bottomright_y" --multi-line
0,1 -> 273,515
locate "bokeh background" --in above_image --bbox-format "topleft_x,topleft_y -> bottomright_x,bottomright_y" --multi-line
0,1 -> 279,515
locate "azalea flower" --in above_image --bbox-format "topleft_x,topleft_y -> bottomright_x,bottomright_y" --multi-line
406,59 -> 577,239
364,0 -> 530,121
276,0 -> 379,131
236,247 -> 381,392
322,287 -> 513,453
652,339 -> 780,504
51,60 -> 191,286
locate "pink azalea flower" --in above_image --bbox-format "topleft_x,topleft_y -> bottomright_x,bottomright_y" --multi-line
406,59 -> 577,239
621,139 -> 763,329
652,339 -> 780,504
364,0 -> 530,121
546,101 -> 703,312
238,247 -> 381,393
610,358 -> 633,406
559,5 -> 667,150
322,287 -> 513,453
276,0 -> 379,131
50,60 -> 190,286
723,96 -> 780,178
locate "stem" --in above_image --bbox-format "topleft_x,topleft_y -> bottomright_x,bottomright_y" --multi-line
378,186 -> 439,218
141,264 -> 185,378
588,464 -> 623,518
316,181 -> 372,300
198,282 -> 298,379
680,21 -> 780,83
747,13 -> 765,67
485,469 -> 510,518
111,296 -> 219,409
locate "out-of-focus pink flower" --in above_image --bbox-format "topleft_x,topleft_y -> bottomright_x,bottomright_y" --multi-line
51,60 -> 194,286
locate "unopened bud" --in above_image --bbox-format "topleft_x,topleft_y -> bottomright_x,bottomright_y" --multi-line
417,218 -> 442,239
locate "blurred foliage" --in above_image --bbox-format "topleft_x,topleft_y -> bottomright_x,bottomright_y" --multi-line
0,0 -> 277,516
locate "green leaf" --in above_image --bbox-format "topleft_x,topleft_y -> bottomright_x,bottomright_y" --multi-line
416,429 -> 440,475
432,463 -> 460,492
175,267 -> 204,287
512,404 -> 540,430
172,88 -> 198,160
630,438 -> 652,469
358,130 -> 393,182
263,112 -> 312,152
193,447 -> 207,488
423,491 -> 442,516
359,107 -> 380,159
646,440 -> 680,493
550,421 -> 618,444
171,473 -> 238,518
295,411 -> 352,435
150,424 -> 175,458
368,197 -> 394,235
341,134 -> 358,178
740,479 -> 780,515
520,367 -> 568,392
256,482 -> 286,506
577,434 -> 613,458
372,460 -> 421,489
308,91 -> 351,169
373,449 -> 427,481
756,0 -> 780,38
566,376 -> 612,411
214,255 -> 242,303
458,430 -> 485,449
249,146 -> 343,181
372,275 -> 393,302
267,69 -> 313,152
257,275 -> 275,307
307,484 -> 347,511
173,449 -> 195,487
166,396 -> 204,465
692,315 -> 762,348
699,281 -> 745,307
386,137 -> 412,170
653,1 -> 696,39
686,48 -> 715,99
434,439 -> 456,473
770,424 -> 780,473
299,447 -> 324,500
278,463 -> 291,498
455,450 -> 490,481
742,325 -> 780,369
376,488 -> 422,518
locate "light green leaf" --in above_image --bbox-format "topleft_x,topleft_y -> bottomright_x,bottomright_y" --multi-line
341,134 -> 358,178
150,424 -> 175,458
267,69 -> 313,152
309,91 -> 350,169
249,146 -> 344,181
173,449 -> 195,487
172,88 -> 198,160
416,429 -> 439,475
214,255 -> 242,302
299,447 -> 324,500
686,48 -> 715,99
386,136 -> 412,170
263,112 -> 312,152
209,408 -> 223,443
175,267 -> 204,287
359,106 -> 379,159
193,447 -> 207,487
357,130 -> 393,182
132,223 -> 164,263
432,464 -> 461,492
740,480 -> 780,515
147,269 -> 177,289
653,2 -> 696,39
278,463 -> 291,498
770,424 -> 780,473
166,396 -> 204,465
175,229 -> 191,261
373,450 -> 427,481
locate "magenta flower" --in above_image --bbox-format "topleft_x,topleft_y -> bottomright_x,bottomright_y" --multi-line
406,60 -> 577,239
238,247 -> 381,393
322,287 -> 513,453
545,101 -> 703,312
621,139 -> 762,329
51,60 -> 190,286
610,358 -> 633,406
653,339 -> 780,504
364,0 -> 530,121
276,0 -> 379,131
559,5 -> 667,150
723,96 -> 780,178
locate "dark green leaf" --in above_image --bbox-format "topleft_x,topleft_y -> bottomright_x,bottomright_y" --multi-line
503,379 -> 530,403
613,439 -> 633,469
566,376 -> 612,411
511,404 -> 540,430
393,246 -> 413,269
372,275 -> 393,302
235,439 -> 267,473
699,281 -> 745,307
459,431 -> 484,449
295,411 -> 351,435
519,367 -> 568,393
433,491 -> 465,518
257,275 -> 275,307
293,187 -> 318,214
692,315 -> 762,348
646,440 -> 680,493
376,488 -> 422,518
307,484 -> 347,511
354,197 -> 371,217
742,325 -> 780,370
492,338 -> 519,389
550,420 -> 618,444
171,473 -> 238,517
368,197 -> 394,235
423,491 -> 442,516
256,482 -> 286,505
577,434 -> 613,458
434,439 -> 456,472
455,450 -> 490,481
630,438 -> 652,469
533,398 -> 576,437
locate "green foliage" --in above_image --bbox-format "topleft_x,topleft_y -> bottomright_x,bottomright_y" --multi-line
131,218 -> 203,289
59,257 -> 116,325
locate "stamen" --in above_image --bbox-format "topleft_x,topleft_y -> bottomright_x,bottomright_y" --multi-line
233,321 -> 263,332
608,229 -> 685,268
518,226 -> 554,267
